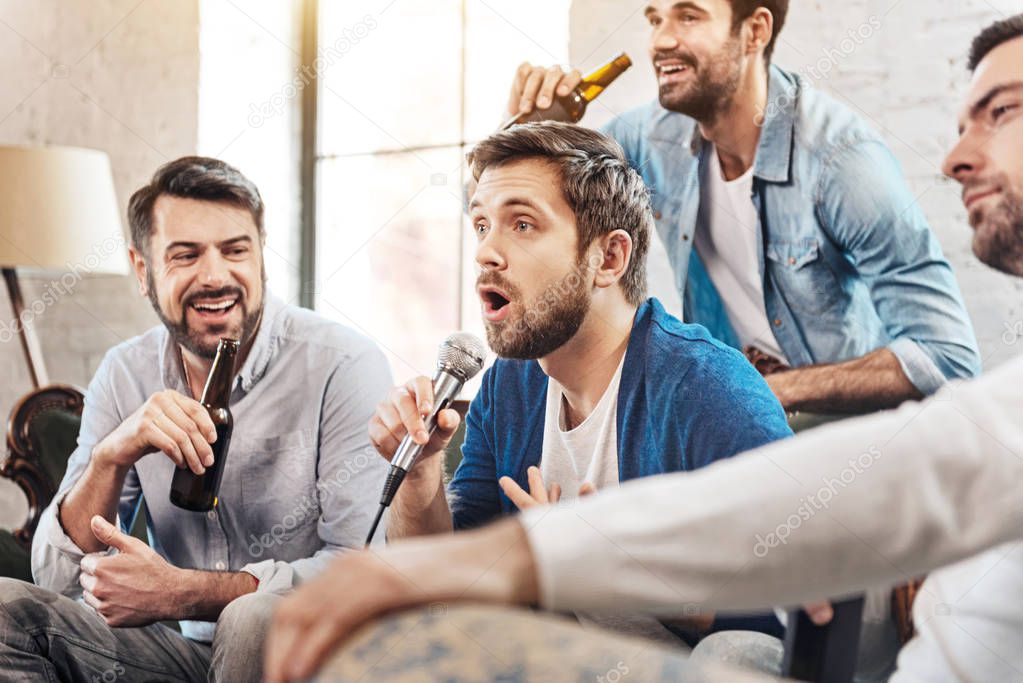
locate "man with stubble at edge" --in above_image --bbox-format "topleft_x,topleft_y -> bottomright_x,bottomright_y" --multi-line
264,15 -> 1023,683
0,157 -> 392,682
508,0 -> 980,415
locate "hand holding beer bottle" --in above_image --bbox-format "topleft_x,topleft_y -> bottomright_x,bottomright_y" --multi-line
170,338 -> 238,511
503,53 -> 632,128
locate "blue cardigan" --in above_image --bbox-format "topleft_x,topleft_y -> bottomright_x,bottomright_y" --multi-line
450,298 -> 793,529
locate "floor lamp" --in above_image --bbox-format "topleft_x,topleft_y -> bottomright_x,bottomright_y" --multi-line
0,146 -> 127,389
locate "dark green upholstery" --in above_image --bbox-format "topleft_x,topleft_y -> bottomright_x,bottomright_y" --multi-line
29,408 -> 82,493
0,528 -> 32,582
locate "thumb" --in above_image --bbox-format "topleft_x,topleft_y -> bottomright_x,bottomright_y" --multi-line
90,515 -> 136,552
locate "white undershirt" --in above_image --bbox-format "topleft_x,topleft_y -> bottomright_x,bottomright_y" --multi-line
539,356 -> 681,645
694,146 -> 787,362
539,355 -> 624,500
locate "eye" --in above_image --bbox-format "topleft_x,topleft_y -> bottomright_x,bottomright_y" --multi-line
172,252 -> 197,263
514,220 -> 532,232
681,12 -> 698,23
992,102 -> 1019,122
647,15 -> 662,27
225,246 -> 248,257
474,222 -> 489,236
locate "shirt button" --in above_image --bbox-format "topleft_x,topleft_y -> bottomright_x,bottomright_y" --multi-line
788,257 -> 797,265
653,211 -> 663,220
214,561 -> 226,571
207,510 -> 217,520
682,233 -> 689,241
773,319 -> 782,327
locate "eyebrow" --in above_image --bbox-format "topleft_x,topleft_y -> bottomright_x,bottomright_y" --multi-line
164,235 -> 253,252
468,197 -> 545,214
644,2 -> 704,17
961,81 -> 1023,132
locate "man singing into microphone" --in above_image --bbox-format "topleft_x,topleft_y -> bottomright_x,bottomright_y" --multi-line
364,122 -> 792,644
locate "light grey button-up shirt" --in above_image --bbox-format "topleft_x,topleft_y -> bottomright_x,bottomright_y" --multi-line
32,294 -> 392,642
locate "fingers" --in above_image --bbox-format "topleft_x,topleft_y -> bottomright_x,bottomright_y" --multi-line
549,482 -> 561,503
526,466 -> 548,503
499,476 -> 536,510
508,62 -> 534,116
803,601 -> 834,626
578,482 -> 596,497
80,552 -> 103,576
264,612 -> 301,683
162,401 -> 212,473
368,400 -> 405,460
559,68 -> 583,95
79,569 -> 97,593
89,515 -> 137,553
286,614 -> 349,682
169,392 -> 217,443
152,413 -> 204,474
395,382 -> 429,445
408,376 -> 435,416
82,588 -> 101,612
519,67 -> 548,114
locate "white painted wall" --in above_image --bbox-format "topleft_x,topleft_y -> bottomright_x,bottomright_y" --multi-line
570,0 -> 1023,369
0,0 -> 199,529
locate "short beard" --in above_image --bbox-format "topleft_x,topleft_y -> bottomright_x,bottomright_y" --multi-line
147,270 -> 264,359
483,258 -> 592,360
657,36 -> 743,123
971,183 -> 1023,277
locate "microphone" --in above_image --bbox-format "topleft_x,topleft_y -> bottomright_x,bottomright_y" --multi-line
365,332 -> 486,545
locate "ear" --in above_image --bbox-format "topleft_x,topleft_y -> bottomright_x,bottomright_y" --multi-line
592,230 -> 633,291
128,246 -> 149,298
745,7 -> 774,57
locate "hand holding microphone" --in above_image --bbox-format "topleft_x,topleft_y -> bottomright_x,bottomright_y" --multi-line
365,333 -> 486,544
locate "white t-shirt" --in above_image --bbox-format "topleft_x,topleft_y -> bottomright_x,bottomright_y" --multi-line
539,355 -> 624,499
540,356 -> 681,646
694,146 -> 787,362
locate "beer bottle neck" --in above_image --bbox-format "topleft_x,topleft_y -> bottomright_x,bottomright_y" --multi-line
200,344 -> 238,408
577,54 -> 632,103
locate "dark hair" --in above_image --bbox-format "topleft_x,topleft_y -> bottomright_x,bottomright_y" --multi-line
467,121 -> 651,306
730,0 -> 789,62
127,156 -> 264,257
968,14 -> 1023,72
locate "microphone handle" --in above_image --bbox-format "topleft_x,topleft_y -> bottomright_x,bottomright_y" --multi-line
389,368 -> 463,472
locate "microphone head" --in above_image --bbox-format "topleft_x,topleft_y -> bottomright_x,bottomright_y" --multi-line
437,332 -> 486,381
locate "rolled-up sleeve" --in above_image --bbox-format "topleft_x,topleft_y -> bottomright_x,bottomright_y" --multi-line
238,344 -> 392,592
31,353 -> 142,595
817,139 -> 981,393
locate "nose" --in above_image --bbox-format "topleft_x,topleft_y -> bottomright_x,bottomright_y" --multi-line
196,249 -> 231,288
942,127 -> 985,183
475,229 -> 507,272
650,20 -> 679,52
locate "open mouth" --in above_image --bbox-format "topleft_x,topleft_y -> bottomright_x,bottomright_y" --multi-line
189,296 -> 239,319
656,61 -> 692,84
478,286 -> 512,322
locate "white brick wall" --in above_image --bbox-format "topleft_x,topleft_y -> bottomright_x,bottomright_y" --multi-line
0,0 -> 199,529
570,0 -> 1023,369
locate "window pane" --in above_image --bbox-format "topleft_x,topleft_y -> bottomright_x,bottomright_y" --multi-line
319,0 -> 462,156
463,0 -> 571,141
198,0 -> 302,303
315,148 -> 465,379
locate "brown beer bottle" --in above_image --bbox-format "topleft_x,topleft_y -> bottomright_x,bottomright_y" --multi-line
170,338 -> 238,511
502,52 -> 633,129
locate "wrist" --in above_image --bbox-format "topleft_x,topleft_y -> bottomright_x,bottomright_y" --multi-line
91,437 -> 136,475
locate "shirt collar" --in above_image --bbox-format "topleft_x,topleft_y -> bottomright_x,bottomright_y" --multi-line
159,292 -> 286,395
687,64 -> 797,183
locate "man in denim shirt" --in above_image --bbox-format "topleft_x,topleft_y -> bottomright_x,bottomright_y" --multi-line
0,157 -> 391,682
508,0 -> 980,413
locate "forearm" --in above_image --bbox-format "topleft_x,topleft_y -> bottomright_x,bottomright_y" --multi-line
384,519 -> 537,606
59,447 -> 130,553
767,348 -> 921,414
522,359 -> 1023,615
387,472 -> 454,540
173,569 -> 258,622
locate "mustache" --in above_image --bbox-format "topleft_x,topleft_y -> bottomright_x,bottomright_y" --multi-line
476,272 -> 521,300
183,286 -> 245,308
653,51 -> 698,69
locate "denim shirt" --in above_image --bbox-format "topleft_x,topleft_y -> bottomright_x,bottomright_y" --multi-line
32,294 -> 392,642
602,66 -> 981,394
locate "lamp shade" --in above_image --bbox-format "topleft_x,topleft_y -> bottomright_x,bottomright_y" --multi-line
0,145 -> 128,275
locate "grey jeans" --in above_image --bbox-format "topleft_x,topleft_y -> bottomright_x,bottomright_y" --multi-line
0,577 -> 279,682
